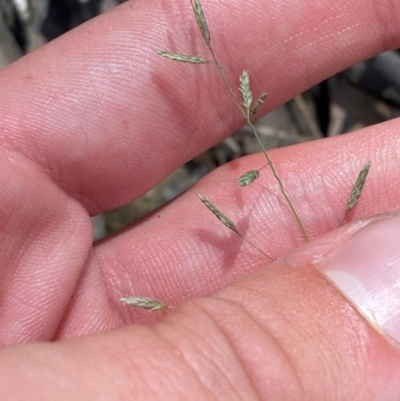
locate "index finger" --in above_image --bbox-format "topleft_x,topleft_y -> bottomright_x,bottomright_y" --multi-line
0,0 -> 398,214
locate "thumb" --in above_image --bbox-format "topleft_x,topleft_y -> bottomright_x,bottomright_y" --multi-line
205,211 -> 400,400
301,212 -> 400,345
1,214 -> 400,401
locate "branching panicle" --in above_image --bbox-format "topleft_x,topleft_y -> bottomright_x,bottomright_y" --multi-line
123,0 -> 372,311
154,0 -> 311,243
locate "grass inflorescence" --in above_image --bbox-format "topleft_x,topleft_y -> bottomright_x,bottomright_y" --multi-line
121,0 -> 371,312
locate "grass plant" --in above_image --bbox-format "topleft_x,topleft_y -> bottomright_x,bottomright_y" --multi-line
121,0 -> 371,311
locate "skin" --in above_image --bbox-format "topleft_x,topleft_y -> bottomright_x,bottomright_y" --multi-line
0,0 -> 400,399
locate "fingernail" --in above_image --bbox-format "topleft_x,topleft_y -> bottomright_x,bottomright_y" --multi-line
316,214 -> 400,344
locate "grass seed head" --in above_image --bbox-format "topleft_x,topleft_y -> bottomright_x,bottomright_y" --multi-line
239,70 -> 253,110
197,193 -> 238,233
250,92 -> 267,118
238,170 -> 260,186
154,49 -> 209,64
346,161 -> 371,212
190,0 -> 210,46
120,296 -> 168,311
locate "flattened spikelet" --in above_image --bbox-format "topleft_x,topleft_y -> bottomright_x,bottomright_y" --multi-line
238,170 -> 260,187
197,193 -> 238,233
250,92 -> 267,118
120,296 -> 168,311
154,50 -> 209,64
197,193 -> 274,260
346,161 -> 371,212
239,70 -> 252,110
190,0 -> 210,46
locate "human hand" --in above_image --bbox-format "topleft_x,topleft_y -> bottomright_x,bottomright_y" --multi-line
0,0 -> 400,399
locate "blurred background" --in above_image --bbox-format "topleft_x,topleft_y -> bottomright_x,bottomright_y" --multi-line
1,0 -> 400,240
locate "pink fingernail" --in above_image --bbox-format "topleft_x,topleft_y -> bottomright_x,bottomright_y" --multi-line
316,214 -> 400,344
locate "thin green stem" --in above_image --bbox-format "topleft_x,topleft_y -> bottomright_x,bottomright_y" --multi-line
207,46 -> 247,118
248,121 -> 310,242
238,233 -> 274,261
207,45 -> 310,242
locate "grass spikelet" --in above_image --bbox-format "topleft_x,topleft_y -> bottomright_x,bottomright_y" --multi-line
197,192 -> 238,233
120,296 -> 168,311
197,193 -> 274,260
238,170 -> 260,187
239,70 -> 252,111
154,50 -> 209,64
346,161 -> 371,213
250,92 -> 267,118
190,0 -> 210,46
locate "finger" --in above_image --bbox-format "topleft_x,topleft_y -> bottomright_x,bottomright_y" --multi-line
0,0 -> 399,213
56,118 -> 400,337
2,215 -> 400,400
0,149 -> 93,345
